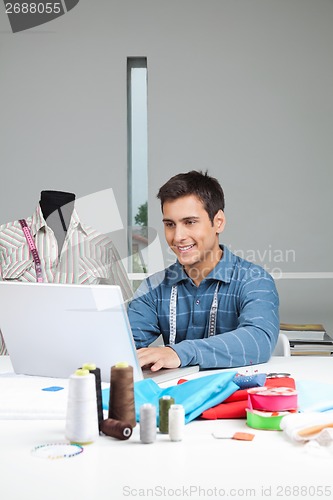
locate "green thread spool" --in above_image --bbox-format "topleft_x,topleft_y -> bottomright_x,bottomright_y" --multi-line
159,395 -> 175,434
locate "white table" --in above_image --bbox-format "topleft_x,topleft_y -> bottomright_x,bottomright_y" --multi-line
1,356 -> 333,500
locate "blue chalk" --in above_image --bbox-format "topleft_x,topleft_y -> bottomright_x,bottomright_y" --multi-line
41,386 -> 64,392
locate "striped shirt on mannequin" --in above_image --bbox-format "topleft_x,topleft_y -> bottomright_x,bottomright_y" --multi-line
0,205 -> 132,354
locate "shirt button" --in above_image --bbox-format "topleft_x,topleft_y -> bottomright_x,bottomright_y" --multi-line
196,299 -> 200,305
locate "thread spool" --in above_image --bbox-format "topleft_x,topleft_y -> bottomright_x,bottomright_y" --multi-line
100,418 -> 133,440
159,395 -> 175,434
140,404 -> 157,444
168,404 -> 185,442
82,363 -> 104,432
109,362 -> 136,427
65,369 -> 99,444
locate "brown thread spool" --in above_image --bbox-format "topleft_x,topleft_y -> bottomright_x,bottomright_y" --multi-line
109,362 -> 136,427
101,418 -> 133,440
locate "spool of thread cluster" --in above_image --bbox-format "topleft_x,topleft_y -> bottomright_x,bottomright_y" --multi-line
65,369 -> 99,444
109,362 -> 136,428
168,404 -> 185,441
140,404 -> 157,444
159,395 -> 175,434
82,363 -> 104,432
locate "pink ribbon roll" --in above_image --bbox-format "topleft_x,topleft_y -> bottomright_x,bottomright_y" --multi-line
247,386 -> 298,412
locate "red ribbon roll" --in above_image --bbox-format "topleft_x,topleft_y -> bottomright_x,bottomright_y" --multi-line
247,386 -> 298,412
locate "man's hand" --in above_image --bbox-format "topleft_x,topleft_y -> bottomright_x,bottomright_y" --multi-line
137,347 -> 181,372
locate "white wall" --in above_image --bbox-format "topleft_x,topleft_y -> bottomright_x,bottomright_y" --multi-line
0,0 -> 332,330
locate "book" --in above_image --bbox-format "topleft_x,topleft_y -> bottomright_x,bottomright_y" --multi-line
280,323 -> 326,341
290,341 -> 333,356
289,335 -> 333,346
291,350 -> 332,357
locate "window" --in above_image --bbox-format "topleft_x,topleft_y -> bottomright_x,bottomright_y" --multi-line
127,58 -> 148,286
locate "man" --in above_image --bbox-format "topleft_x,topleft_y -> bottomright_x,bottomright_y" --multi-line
128,170 -> 279,371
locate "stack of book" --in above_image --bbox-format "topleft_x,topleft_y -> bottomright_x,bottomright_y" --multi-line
280,323 -> 333,356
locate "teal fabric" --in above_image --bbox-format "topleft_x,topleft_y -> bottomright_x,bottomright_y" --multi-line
296,380 -> 333,412
102,371 -> 238,424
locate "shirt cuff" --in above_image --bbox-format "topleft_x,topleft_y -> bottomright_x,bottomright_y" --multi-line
168,341 -> 198,367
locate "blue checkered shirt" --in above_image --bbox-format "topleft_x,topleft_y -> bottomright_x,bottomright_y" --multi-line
128,246 -> 279,369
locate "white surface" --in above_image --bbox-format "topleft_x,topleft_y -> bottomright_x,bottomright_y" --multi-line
1,356 -> 333,500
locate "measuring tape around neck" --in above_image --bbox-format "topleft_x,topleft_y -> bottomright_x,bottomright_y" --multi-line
169,281 -> 220,345
19,219 -> 44,283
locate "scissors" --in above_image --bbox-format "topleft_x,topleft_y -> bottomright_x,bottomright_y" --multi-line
266,372 -> 291,378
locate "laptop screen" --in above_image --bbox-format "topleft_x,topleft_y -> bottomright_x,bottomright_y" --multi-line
0,282 -> 142,383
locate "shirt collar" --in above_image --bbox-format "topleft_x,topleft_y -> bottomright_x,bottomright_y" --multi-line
70,209 -> 89,235
30,205 -> 88,236
208,245 -> 235,283
30,204 -> 46,236
166,245 -> 236,286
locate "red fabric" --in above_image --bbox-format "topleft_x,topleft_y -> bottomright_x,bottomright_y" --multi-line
200,376 -> 296,420
201,400 -> 248,419
265,377 -> 295,389
177,379 -> 188,385
224,389 -> 249,403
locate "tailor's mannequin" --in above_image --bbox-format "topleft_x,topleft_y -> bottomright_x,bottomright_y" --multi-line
39,190 -> 75,254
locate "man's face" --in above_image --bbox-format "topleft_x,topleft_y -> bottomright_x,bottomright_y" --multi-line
162,194 -> 225,277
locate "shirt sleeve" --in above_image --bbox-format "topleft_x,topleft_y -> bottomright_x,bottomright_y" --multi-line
127,279 -> 162,347
108,242 -> 133,304
171,273 -> 280,369
0,241 -> 3,280
0,244 -> 8,353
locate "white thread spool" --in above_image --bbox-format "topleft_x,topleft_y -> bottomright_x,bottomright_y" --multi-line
168,404 -> 185,442
65,369 -> 99,444
140,403 -> 156,444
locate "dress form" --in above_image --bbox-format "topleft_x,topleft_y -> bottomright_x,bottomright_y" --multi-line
39,190 -> 75,254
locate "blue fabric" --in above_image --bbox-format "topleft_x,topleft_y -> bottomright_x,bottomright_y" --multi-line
128,245 -> 279,369
102,371 -> 239,424
296,380 -> 333,412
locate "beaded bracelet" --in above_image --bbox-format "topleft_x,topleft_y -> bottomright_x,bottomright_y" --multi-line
31,442 -> 84,460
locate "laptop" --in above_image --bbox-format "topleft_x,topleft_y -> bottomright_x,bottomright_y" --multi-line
0,282 -> 198,383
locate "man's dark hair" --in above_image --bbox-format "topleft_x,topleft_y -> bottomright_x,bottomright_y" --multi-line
157,170 -> 225,224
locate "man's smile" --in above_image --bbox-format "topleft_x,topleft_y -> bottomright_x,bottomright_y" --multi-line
176,244 -> 195,253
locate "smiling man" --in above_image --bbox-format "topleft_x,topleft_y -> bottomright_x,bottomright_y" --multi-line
128,170 -> 279,371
